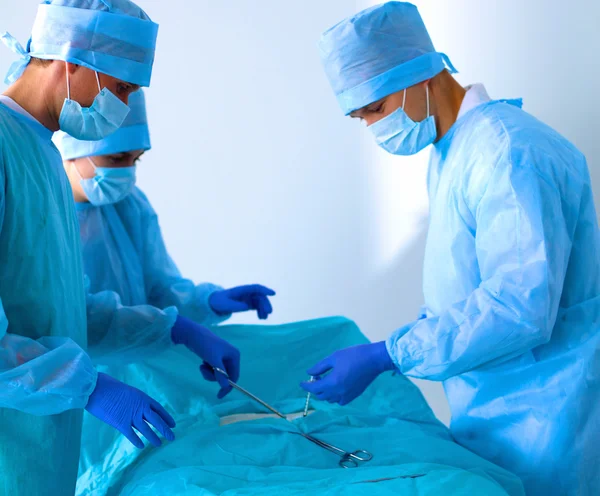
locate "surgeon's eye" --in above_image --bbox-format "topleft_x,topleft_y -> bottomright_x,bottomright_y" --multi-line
117,83 -> 132,96
105,154 -> 127,165
370,103 -> 384,114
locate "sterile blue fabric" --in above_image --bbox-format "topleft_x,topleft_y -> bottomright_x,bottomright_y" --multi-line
75,188 -> 229,360
319,2 -> 457,115
0,102 -> 97,495
1,0 -> 159,86
386,99 -> 600,494
79,160 -> 137,206
76,318 -> 525,496
54,90 -> 151,160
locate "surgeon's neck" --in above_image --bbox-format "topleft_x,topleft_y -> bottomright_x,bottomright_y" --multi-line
2,64 -> 61,132
430,71 -> 466,142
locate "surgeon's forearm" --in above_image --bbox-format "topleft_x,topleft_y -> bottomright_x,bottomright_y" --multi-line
151,281 -> 230,327
86,289 -> 177,365
0,332 -> 97,415
387,286 -> 552,381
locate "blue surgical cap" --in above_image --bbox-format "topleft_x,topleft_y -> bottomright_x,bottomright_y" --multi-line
319,2 -> 457,115
1,0 -> 159,87
54,89 -> 151,160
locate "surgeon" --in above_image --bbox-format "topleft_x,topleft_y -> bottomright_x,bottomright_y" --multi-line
301,2 -> 600,494
53,89 -> 276,398
0,1 -> 174,495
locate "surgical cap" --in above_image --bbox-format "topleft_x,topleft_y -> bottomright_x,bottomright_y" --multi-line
1,0 -> 159,87
54,89 -> 151,159
319,2 -> 457,115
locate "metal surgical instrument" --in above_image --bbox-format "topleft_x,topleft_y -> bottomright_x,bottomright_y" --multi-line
212,367 -> 373,469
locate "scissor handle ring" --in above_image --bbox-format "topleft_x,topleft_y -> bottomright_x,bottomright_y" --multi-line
348,449 -> 373,462
339,456 -> 359,469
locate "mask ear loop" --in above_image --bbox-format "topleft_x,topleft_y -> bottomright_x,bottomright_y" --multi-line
87,157 -> 98,171
95,71 -> 101,93
66,65 -> 102,101
426,84 -> 430,118
71,160 -> 85,181
65,62 -> 71,100
72,157 -> 97,182
73,157 -> 98,181
402,89 -> 407,110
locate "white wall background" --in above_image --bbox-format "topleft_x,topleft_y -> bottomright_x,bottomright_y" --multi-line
1,0 -> 598,426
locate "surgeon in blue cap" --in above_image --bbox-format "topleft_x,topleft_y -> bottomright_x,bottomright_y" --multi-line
53,90 -> 275,398
302,2 -> 600,494
0,1 -> 170,495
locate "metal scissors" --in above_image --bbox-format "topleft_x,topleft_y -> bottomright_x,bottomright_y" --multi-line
213,367 -> 373,469
294,432 -> 373,468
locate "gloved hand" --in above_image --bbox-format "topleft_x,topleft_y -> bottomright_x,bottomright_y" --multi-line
209,284 -> 275,320
171,315 -> 240,398
300,342 -> 395,406
85,372 -> 176,449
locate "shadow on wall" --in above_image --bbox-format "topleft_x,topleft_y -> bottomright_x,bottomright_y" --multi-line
351,212 -> 452,426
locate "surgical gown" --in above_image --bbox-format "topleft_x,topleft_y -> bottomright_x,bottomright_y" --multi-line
386,98 -> 600,495
78,187 -> 228,365
0,102 -> 97,495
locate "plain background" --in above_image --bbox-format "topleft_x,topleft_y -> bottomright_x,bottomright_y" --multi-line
1,0 -> 598,426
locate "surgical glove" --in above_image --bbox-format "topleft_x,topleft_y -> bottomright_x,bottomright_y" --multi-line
300,342 -> 395,406
85,373 -> 176,449
171,316 -> 240,398
209,284 -> 276,320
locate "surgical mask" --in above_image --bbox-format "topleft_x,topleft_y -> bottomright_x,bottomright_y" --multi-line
75,157 -> 137,206
369,85 -> 437,156
59,64 -> 130,141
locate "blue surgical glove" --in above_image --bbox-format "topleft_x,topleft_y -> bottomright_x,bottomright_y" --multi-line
300,342 -> 395,406
171,315 -> 240,398
85,373 -> 176,449
209,284 -> 276,320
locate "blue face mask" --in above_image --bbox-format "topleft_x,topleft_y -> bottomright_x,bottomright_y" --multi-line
76,157 -> 137,206
59,65 -> 130,141
368,85 -> 437,156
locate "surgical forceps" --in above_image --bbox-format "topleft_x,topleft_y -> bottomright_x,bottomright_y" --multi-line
213,367 -> 373,469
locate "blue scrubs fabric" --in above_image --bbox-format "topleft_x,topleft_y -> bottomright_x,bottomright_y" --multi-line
78,188 -> 227,365
0,103 -> 96,495
386,99 -> 600,495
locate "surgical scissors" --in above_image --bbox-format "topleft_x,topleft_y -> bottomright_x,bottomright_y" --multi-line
293,432 -> 373,468
213,367 -> 373,469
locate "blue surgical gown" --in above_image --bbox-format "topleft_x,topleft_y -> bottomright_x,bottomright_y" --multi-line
0,103 -> 97,495
386,99 -> 600,495
77,188 -> 228,365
